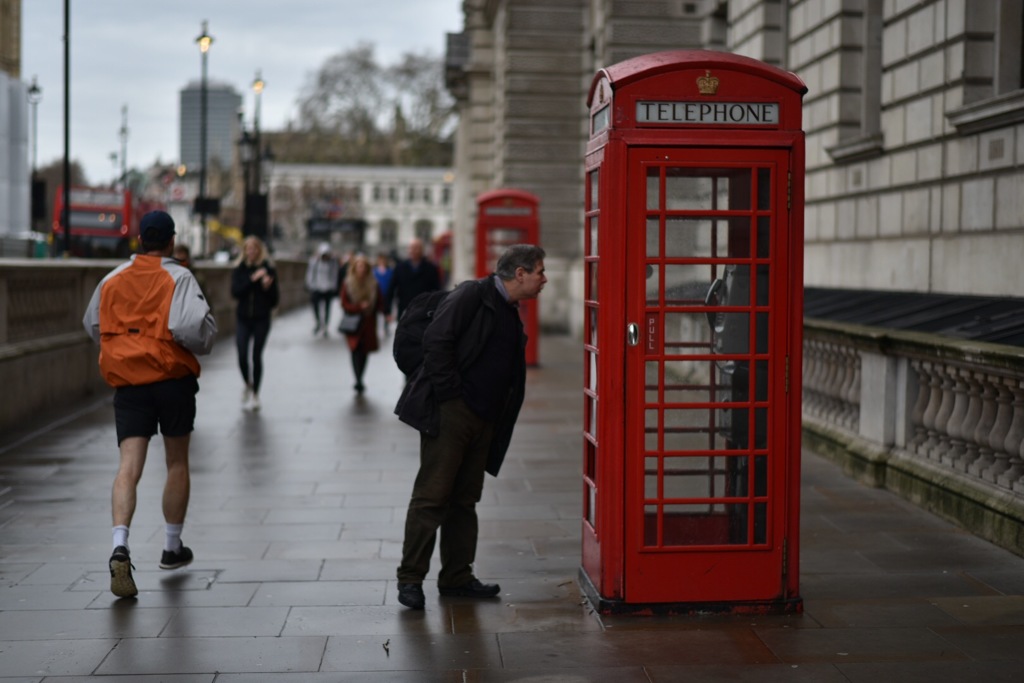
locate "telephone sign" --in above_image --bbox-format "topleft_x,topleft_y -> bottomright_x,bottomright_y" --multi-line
580,50 -> 807,614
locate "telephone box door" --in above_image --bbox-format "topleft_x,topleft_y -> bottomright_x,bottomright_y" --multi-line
624,146 -> 795,604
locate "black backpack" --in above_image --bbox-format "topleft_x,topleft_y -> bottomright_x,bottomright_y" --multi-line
392,289 -> 452,375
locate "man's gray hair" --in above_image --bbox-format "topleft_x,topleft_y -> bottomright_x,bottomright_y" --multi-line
496,244 -> 546,280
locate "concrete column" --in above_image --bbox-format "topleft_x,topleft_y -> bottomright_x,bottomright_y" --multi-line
858,350 -> 897,447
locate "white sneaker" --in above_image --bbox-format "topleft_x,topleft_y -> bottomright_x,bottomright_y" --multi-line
250,394 -> 261,411
242,386 -> 252,408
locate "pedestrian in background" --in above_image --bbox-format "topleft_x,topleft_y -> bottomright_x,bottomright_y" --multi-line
394,244 -> 547,610
231,236 -> 279,410
388,238 -> 442,324
305,242 -> 339,337
373,252 -> 395,336
340,253 -> 384,394
82,210 -> 217,598
173,243 -> 209,302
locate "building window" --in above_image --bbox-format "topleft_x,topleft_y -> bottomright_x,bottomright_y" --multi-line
407,186 -> 416,203
441,187 -> 451,205
373,184 -> 382,201
423,187 -> 432,204
415,219 -> 433,243
379,219 -> 398,246
826,0 -> 884,163
947,0 -> 1024,134
388,186 -> 397,203
994,0 -> 1023,95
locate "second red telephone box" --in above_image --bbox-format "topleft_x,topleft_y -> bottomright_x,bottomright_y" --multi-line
580,50 -> 807,614
475,189 -> 540,366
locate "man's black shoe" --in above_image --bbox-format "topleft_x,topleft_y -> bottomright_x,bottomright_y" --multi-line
159,545 -> 194,570
109,545 -> 137,598
397,582 -> 425,609
438,578 -> 501,598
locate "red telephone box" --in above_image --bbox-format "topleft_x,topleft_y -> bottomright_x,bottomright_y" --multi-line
580,50 -> 807,614
475,189 -> 541,366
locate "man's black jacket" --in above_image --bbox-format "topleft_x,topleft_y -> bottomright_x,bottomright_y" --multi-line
394,276 -> 527,476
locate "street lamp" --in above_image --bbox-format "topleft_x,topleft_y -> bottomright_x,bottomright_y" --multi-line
27,76 -> 41,175
240,71 -> 271,245
251,70 -> 265,191
195,20 -> 213,256
27,76 -> 42,233
118,104 -> 128,189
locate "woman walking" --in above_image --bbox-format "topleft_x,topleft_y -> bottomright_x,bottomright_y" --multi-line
339,253 -> 383,394
231,236 -> 279,410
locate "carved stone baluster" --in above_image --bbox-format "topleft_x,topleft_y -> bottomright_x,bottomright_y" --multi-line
970,375 -> 1010,477
969,375 -> 1000,476
809,340 -> 829,419
942,368 -> 971,469
802,340 -> 823,418
982,377 -> 1017,483
917,362 -> 943,456
844,347 -> 861,431
996,380 -> 1024,489
819,343 -> 841,423
1013,430 -> 1024,494
907,360 -> 930,450
927,366 -> 956,462
956,371 -> 985,471
832,345 -> 853,428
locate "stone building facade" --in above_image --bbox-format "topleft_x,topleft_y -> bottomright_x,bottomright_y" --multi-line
445,0 -> 1024,333
268,164 -> 454,257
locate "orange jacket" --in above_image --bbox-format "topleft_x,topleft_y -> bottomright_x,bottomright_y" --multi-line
83,254 -> 217,387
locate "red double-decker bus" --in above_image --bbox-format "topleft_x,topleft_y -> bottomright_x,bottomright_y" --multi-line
52,186 -> 145,257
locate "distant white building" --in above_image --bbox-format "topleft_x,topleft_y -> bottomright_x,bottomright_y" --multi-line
268,163 -> 455,255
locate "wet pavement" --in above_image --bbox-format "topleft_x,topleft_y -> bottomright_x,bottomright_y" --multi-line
1,307 -> 1022,681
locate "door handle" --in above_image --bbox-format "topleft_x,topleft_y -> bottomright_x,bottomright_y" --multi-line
627,323 -> 639,347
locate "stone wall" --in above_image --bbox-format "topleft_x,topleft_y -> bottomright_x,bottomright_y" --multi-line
0,258 -> 308,436
795,0 -> 1024,297
803,318 -> 1024,556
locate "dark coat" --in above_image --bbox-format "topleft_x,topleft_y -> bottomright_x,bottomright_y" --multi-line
394,277 -> 527,476
340,280 -> 383,353
231,261 -> 279,320
389,258 -> 441,318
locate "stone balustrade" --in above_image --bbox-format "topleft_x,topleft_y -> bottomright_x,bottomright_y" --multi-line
802,318 -> 1024,555
0,257 -> 308,435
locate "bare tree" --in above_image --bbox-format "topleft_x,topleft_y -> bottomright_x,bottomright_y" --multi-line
289,43 -> 454,166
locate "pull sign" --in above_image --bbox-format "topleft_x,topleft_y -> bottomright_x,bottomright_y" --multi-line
646,313 -> 660,356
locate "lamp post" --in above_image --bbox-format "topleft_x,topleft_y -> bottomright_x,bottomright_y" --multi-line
251,71 -> 264,191
27,77 -> 42,234
27,77 -> 41,176
61,0 -> 70,256
118,104 -> 128,189
240,71 -> 270,246
195,20 -> 213,256
238,125 -> 255,204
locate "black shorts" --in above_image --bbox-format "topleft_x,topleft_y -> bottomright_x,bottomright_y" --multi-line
113,375 -> 199,444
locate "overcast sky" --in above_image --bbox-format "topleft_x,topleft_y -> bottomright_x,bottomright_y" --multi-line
21,1 -> 463,184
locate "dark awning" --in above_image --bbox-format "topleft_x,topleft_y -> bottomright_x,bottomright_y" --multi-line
804,288 -> 1024,348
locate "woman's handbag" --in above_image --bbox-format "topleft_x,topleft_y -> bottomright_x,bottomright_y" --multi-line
338,312 -> 361,334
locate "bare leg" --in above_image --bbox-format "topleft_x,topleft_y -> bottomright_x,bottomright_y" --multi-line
162,434 -> 191,525
112,437 -> 149,527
